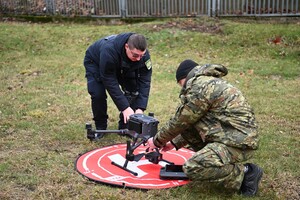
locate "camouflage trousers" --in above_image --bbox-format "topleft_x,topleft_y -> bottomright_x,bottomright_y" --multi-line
182,142 -> 254,191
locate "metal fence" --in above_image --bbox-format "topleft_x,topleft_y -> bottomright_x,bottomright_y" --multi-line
217,0 -> 300,16
0,0 -> 299,17
125,0 -> 210,17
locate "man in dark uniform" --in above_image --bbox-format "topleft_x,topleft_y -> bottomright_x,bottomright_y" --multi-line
83,33 -> 152,137
148,59 -> 263,196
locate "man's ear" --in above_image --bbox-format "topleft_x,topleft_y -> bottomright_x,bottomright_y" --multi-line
178,78 -> 186,87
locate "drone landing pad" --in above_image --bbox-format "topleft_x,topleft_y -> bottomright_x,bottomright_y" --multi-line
75,143 -> 194,190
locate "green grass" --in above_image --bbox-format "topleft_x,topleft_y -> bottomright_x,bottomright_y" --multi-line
0,17 -> 299,200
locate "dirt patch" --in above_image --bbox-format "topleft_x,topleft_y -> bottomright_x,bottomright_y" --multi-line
149,18 -> 224,34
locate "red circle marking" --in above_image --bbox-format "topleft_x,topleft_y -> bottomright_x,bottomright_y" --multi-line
76,143 -> 194,189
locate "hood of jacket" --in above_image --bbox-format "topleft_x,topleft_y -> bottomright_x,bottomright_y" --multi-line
182,63 -> 228,90
188,63 -> 228,79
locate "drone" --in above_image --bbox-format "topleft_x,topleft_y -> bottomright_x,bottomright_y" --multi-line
85,113 -> 174,176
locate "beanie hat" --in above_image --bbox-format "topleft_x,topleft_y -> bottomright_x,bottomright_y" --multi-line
176,59 -> 199,82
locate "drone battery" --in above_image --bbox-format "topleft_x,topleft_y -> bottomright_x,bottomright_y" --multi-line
128,114 -> 159,137
159,164 -> 188,180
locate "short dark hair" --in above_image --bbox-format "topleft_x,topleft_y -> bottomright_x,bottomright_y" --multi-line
127,34 -> 147,51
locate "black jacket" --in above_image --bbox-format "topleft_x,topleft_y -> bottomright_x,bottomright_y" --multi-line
84,33 -> 152,112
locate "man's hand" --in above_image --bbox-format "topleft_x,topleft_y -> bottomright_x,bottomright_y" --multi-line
147,137 -> 158,149
122,107 -> 134,123
147,138 -> 175,152
161,142 -> 175,152
135,109 -> 143,114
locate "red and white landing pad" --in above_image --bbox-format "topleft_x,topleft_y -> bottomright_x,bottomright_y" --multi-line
75,143 -> 194,189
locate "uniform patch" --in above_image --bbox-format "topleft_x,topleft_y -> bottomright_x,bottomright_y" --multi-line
145,59 -> 152,70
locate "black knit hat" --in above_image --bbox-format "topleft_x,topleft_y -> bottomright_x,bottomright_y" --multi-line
176,59 -> 199,82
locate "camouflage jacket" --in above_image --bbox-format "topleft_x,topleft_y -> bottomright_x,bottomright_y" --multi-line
153,64 -> 259,150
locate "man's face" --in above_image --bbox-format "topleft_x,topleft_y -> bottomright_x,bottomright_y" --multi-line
125,43 -> 146,62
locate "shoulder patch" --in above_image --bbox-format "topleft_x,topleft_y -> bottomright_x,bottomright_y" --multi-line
145,59 -> 152,70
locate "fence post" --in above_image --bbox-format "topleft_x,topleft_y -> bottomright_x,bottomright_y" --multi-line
208,0 -> 211,16
44,0 -> 55,15
211,0 -> 217,17
119,0 -> 126,18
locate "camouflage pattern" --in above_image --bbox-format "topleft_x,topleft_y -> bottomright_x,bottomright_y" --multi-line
153,64 -> 259,190
183,142 -> 254,190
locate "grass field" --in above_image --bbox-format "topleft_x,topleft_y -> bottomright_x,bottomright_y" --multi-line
0,17 -> 299,200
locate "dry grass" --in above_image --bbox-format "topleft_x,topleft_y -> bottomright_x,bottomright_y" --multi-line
0,17 -> 299,200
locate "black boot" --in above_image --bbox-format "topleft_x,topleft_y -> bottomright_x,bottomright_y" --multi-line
94,124 -> 107,140
94,128 -> 106,139
86,124 -> 106,141
240,163 -> 263,197
95,120 -> 107,140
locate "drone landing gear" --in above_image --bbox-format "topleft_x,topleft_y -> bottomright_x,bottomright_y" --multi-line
111,160 -> 138,176
111,158 -> 174,176
111,140 -> 174,176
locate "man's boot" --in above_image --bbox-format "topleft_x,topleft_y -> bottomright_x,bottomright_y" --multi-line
240,163 -> 263,197
94,122 -> 107,140
94,128 -> 106,139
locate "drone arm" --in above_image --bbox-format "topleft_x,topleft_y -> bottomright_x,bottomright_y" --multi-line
86,123 -> 135,141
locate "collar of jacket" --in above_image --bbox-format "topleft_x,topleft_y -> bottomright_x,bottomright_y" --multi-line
179,64 -> 228,95
181,66 -> 199,91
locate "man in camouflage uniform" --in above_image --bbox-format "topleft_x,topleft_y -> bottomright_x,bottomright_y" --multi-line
148,59 -> 263,196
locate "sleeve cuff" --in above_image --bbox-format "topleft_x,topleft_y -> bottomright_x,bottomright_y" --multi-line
153,137 -> 164,148
171,140 -> 180,151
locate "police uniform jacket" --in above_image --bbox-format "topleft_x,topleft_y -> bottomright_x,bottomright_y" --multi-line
153,64 -> 259,150
84,33 -> 152,112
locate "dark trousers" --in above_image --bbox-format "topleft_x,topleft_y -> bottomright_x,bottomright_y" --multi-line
86,72 -> 108,129
85,64 -> 137,130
